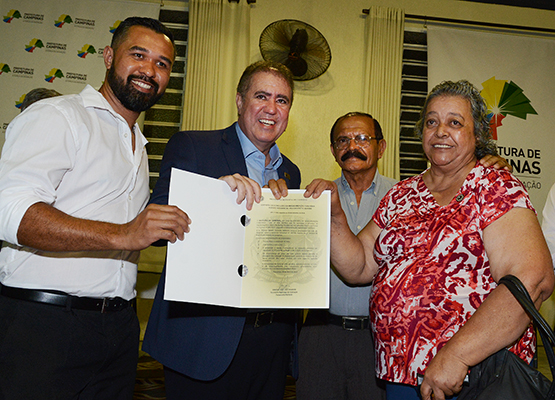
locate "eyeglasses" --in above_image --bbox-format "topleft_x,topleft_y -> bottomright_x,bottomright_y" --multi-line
333,134 -> 379,150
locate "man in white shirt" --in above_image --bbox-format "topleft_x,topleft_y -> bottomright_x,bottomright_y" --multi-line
543,184 -> 555,266
0,17 -> 190,400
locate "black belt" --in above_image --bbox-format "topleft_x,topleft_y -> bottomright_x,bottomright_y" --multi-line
0,284 -> 134,313
245,311 -> 297,328
306,310 -> 369,330
328,313 -> 369,330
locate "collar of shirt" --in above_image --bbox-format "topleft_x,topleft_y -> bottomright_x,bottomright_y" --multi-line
235,123 -> 283,186
81,85 -> 148,150
336,170 -> 387,235
338,170 -> 377,196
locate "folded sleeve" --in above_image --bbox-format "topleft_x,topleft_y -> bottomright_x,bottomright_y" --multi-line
0,103 -> 77,245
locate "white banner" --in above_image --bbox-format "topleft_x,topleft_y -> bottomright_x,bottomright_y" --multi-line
0,0 -> 159,149
428,26 -> 555,215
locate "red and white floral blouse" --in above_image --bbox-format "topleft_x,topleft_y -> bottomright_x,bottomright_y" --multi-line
371,162 -> 535,386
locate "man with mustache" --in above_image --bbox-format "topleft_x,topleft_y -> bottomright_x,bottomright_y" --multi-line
296,112 -> 391,400
0,17 -> 191,400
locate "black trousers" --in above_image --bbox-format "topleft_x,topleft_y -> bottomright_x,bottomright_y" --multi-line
296,311 -> 386,400
164,319 -> 295,400
0,295 -> 139,400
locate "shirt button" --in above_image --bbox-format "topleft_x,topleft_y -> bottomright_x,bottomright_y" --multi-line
128,195 -> 132,200
350,201 -> 354,206
357,225 -> 361,230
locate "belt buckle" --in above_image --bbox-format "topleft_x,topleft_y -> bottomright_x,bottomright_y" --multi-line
254,312 -> 273,328
342,316 -> 363,331
101,298 -> 109,313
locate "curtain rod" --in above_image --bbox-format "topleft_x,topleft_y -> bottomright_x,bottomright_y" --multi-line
361,9 -> 555,34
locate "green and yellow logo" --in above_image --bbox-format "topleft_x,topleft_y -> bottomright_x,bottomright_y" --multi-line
109,20 -> 122,33
25,38 -> 44,53
481,77 -> 537,140
77,44 -> 97,58
3,9 -> 21,23
0,63 -> 10,74
15,93 -> 26,109
55,14 -> 72,28
45,68 -> 64,83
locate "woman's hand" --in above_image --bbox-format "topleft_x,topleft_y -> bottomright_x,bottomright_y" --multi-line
421,207 -> 554,400
420,346 -> 469,400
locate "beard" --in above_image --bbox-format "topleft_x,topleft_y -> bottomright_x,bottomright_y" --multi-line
107,67 -> 163,112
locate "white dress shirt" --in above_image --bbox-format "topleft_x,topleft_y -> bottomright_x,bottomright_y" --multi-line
542,182 -> 555,267
0,85 -> 149,300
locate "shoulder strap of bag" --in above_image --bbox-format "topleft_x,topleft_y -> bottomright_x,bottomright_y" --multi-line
499,275 -> 555,399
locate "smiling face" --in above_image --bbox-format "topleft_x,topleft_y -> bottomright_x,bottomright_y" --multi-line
331,115 -> 386,176
236,71 -> 292,154
422,95 -> 477,170
104,25 -> 174,113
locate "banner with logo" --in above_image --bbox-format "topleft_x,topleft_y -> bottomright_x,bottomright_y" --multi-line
427,26 -> 555,215
0,0 -> 159,148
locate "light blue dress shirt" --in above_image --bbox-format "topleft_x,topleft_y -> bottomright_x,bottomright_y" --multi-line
329,170 -> 397,316
236,123 -> 283,187
236,123 -> 285,313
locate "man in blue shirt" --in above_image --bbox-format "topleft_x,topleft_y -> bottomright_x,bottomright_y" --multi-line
143,61 -> 301,400
296,112 -> 392,400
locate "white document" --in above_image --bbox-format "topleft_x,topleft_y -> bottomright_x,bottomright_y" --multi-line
164,168 -> 330,308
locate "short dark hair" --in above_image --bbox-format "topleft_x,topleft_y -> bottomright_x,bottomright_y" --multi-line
20,88 -> 62,112
111,17 -> 175,58
414,80 -> 497,159
330,112 -> 383,144
236,61 -> 295,104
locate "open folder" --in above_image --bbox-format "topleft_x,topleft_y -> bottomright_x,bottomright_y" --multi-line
164,168 -> 330,309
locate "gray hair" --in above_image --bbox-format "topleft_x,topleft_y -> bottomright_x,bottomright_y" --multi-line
20,88 -> 62,112
236,60 -> 295,104
414,80 -> 497,159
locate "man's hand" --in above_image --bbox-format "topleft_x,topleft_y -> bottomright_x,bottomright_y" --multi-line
120,204 -> 191,250
219,174 -> 261,210
420,347 -> 469,400
479,154 -> 512,172
304,179 -> 341,215
17,202 -> 191,252
266,178 -> 289,199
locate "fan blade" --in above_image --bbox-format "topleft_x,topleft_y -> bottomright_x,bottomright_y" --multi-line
289,28 -> 308,54
259,19 -> 332,80
284,56 -> 308,77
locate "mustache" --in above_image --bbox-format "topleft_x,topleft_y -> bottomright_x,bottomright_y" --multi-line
127,74 -> 159,92
341,150 -> 368,162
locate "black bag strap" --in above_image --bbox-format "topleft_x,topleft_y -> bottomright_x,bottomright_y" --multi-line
499,275 -> 555,399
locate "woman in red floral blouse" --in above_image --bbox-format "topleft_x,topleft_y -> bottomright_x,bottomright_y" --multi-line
305,80 -> 554,400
